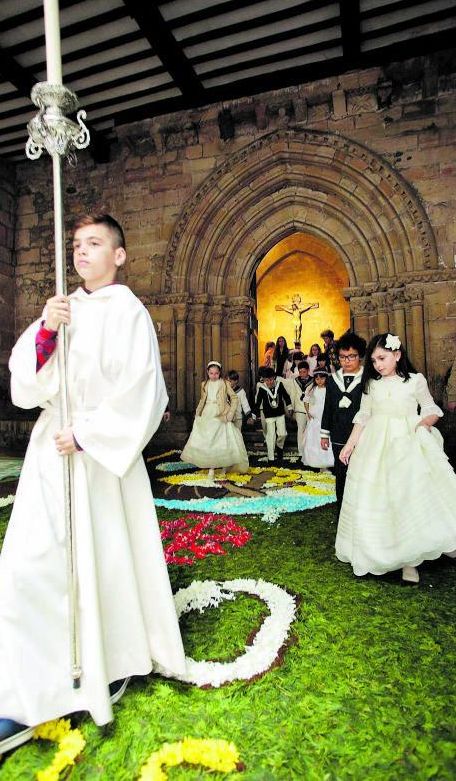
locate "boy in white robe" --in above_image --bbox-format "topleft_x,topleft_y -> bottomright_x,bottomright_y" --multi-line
0,214 -> 186,754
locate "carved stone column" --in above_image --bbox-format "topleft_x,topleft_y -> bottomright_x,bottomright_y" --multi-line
174,303 -> 188,412
350,297 -> 372,341
210,305 -> 224,363
372,291 -> 390,333
387,288 -> 406,346
404,284 -> 426,373
225,296 -> 253,388
191,302 -> 207,404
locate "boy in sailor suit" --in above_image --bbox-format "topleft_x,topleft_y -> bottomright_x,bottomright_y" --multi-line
320,333 -> 367,515
254,367 -> 292,465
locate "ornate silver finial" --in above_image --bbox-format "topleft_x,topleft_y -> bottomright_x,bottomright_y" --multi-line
26,82 -> 90,161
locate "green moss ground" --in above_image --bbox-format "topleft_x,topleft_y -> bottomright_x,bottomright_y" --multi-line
1,502 -> 456,780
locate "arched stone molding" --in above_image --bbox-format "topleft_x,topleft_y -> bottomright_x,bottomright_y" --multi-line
158,127 -> 443,410
164,128 -> 438,299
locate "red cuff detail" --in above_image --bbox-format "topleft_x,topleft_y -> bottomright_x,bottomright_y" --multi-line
39,324 -> 58,339
36,324 -> 58,372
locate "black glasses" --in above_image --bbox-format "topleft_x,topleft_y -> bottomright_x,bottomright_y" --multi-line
339,354 -> 359,362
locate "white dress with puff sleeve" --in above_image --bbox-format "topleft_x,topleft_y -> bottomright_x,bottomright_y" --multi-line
336,373 -> 456,576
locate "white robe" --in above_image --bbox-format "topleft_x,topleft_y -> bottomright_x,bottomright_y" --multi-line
0,284 -> 186,727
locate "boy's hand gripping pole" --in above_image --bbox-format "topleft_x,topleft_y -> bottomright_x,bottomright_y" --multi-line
25,0 -> 90,689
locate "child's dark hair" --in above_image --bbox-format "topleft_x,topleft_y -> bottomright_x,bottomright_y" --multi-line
258,365 -> 268,379
297,361 -> 309,370
261,367 -> 276,379
73,213 -> 126,249
321,329 -> 334,340
308,343 -> 322,356
336,332 -> 367,359
228,370 -> 239,381
273,336 -> 288,361
292,352 -> 305,363
361,333 -> 416,393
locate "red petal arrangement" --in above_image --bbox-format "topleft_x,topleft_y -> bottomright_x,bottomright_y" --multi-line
160,513 -> 251,565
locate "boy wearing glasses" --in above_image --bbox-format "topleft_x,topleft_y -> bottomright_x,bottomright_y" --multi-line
320,333 -> 367,515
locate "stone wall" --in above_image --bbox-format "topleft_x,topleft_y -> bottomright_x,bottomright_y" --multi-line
0,159 -> 16,419
7,50 -> 456,427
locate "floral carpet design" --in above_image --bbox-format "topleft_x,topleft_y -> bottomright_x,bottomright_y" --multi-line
160,513 -> 251,565
151,452 -> 336,523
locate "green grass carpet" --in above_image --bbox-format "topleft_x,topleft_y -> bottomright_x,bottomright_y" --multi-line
1,502 -> 456,780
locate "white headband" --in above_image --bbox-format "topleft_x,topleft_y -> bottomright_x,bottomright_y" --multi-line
207,361 -> 222,369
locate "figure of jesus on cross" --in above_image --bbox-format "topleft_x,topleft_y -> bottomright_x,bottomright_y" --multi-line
275,294 -> 319,343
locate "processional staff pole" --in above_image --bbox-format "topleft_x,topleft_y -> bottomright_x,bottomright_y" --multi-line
25,0 -> 90,688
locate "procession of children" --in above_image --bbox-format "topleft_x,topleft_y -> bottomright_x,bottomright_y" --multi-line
1,211 -> 456,761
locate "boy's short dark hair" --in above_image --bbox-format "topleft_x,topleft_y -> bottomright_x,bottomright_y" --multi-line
336,332 -> 367,358
228,370 -> 239,381
320,329 -> 334,340
73,213 -> 126,250
297,361 -> 310,370
261,367 -> 276,379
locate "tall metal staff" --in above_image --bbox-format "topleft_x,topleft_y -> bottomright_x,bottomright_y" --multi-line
25,0 -> 90,687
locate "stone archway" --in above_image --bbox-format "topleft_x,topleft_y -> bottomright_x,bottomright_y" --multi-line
160,128 -> 439,412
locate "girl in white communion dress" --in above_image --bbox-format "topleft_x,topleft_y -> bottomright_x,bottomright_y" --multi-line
181,361 -> 249,480
336,333 -> 456,584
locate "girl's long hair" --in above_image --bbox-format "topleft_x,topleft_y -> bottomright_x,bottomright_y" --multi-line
361,333 -> 417,393
273,336 -> 289,361
308,343 -> 322,357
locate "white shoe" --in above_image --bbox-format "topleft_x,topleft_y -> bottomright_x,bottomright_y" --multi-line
207,468 -> 215,480
401,566 -> 419,584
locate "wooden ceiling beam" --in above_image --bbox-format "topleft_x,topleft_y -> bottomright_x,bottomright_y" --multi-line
122,0 -> 205,101
340,0 -> 361,67
6,7 -> 128,58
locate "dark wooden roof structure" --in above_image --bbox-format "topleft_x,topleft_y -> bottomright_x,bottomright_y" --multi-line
0,0 -> 455,161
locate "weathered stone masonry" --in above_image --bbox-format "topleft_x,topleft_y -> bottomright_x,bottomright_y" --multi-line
2,52 -> 456,443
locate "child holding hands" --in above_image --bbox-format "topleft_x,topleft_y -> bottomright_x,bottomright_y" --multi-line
181,361 -> 249,479
336,333 -> 456,584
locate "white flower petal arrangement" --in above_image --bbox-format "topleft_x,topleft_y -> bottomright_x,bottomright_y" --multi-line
156,579 -> 297,688
0,495 -> 15,508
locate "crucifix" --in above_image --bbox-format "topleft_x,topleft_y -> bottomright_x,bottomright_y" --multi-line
275,294 -> 319,342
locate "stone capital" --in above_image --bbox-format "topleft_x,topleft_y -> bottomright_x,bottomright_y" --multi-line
350,296 -> 373,315
404,285 -> 424,305
386,288 -> 405,308
371,291 -> 389,312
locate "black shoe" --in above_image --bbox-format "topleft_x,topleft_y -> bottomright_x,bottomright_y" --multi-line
267,459 -> 275,466
109,677 -> 130,705
275,447 -> 284,465
0,718 -> 34,755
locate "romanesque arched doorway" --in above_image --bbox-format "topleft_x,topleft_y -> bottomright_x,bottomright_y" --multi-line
255,232 -> 350,367
159,128 -> 438,414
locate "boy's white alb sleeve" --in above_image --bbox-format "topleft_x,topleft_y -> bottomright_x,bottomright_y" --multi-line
9,317 -> 60,409
73,305 -> 168,477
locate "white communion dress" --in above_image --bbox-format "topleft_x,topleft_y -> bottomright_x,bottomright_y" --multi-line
336,373 -> 456,576
301,386 -> 334,469
181,379 -> 249,472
